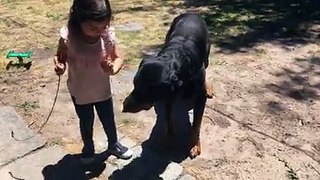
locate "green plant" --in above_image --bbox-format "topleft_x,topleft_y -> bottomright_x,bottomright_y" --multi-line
20,101 -> 40,112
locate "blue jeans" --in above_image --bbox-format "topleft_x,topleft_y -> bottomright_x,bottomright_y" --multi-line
72,97 -> 118,157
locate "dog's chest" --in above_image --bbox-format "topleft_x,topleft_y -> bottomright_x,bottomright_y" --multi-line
173,81 -> 196,99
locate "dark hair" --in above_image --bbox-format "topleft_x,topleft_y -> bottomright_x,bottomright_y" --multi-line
68,0 -> 112,36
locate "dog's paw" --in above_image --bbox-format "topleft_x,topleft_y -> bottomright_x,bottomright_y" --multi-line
205,82 -> 214,99
206,91 -> 214,99
189,141 -> 201,159
189,131 -> 201,159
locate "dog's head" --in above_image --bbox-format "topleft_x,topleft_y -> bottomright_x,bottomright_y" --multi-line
122,58 -> 183,113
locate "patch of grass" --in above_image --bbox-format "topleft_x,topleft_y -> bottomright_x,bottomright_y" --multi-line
277,157 -> 299,180
187,0 -> 320,51
0,0 -> 70,60
254,48 -> 268,58
0,0 -> 192,66
47,137 -> 63,146
1,0 -> 21,3
199,8 -> 259,43
46,12 -> 65,21
110,0 -> 182,65
20,100 -> 40,112
116,31 -> 144,64
0,0 -> 180,66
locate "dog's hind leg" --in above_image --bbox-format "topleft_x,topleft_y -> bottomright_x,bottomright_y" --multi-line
204,42 -> 214,99
189,93 -> 207,159
204,67 -> 214,99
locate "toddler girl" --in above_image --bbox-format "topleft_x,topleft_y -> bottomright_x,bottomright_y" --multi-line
53,0 -> 133,164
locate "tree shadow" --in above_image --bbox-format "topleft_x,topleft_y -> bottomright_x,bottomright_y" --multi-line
183,0 -> 320,53
113,0 -> 177,14
42,151 -> 111,180
265,56 -> 320,101
110,99 -> 193,179
114,5 -> 158,14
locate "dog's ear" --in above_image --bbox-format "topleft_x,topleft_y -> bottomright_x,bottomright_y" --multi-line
140,61 -> 163,77
136,61 -> 164,85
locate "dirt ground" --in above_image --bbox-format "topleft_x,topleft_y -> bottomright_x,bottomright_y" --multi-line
1,0 -> 320,179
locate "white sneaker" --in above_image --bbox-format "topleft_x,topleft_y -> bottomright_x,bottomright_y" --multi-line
108,142 -> 133,160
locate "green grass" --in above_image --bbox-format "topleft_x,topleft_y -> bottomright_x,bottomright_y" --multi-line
201,9 -> 256,39
1,0 -> 252,67
277,157 -> 299,180
1,0 -> 318,67
0,0 -> 70,69
20,100 -> 40,112
190,0 -> 320,50
0,0 -> 182,67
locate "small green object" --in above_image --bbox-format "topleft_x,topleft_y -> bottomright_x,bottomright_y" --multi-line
6,50 -> 33,65
6,50 -> 32,59
5,50 -> 33,70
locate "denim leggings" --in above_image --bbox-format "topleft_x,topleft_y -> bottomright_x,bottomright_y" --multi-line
72,97 -> 118,157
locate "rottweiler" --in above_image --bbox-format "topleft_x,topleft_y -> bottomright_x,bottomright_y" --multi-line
122,13 -> 213,159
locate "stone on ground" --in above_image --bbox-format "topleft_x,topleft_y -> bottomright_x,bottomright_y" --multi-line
0,106 -> 46,167
0,145 -> 65,180
178,174 -> 196,180
0,106 -> 186,180
115,22 -> 144,32
160,162 -> 183,180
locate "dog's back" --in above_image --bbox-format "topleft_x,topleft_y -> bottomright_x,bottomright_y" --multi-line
164,13 -> 210,68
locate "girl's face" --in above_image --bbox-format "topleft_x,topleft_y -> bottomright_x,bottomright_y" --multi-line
80,20 -> 110,38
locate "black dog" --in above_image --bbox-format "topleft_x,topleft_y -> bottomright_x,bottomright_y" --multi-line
122,13 -> 213,159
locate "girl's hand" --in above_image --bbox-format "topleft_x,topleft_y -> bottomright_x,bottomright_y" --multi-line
53,56 -> 65,76
100,60 -> 115,75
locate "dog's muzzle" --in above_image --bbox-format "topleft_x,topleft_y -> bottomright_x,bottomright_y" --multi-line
122,94 -> 153,113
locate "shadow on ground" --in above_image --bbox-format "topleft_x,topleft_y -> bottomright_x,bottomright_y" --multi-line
266,56 -> 320,101
146,100 -> 193,162
183,0 -> 320,53
42,151 -> 111,180
206,105 -> 320,165
5,61 -> 32,71
110,99 -> 193,179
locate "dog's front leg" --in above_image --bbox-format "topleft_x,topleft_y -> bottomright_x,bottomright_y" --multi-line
160,101 -> 175,146
166,101 -> 175,136
189,94 -> 207,159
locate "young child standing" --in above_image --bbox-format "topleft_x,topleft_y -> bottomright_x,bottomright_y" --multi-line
53,0 -> 133,164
